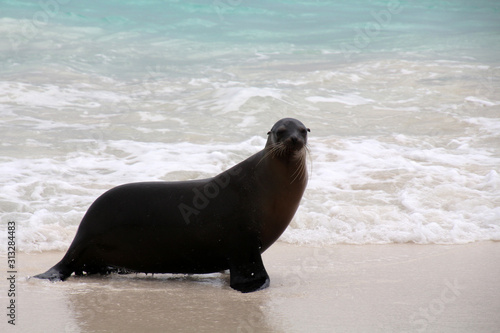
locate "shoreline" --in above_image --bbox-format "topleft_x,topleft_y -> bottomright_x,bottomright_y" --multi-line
1,241 -> 499,332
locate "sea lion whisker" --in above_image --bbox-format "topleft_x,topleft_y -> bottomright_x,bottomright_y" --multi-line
257,142 -> 285,165
289,147 -> 308,184
304,144 -> 313,179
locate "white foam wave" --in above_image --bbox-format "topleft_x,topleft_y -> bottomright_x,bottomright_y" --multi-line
213,87 -> 283,114
306,93 -> 374,106
0,81 -> 131,109
1,133 -> 499,253
281,136 -> 500,245
465,96 -> 500,107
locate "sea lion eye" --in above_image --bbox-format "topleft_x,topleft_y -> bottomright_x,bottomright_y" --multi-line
276,128 -> 286,137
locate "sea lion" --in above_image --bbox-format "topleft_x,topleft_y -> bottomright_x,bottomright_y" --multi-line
34,118 -> 310,293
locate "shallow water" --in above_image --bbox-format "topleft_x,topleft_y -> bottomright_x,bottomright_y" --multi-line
1,0 -> 499,252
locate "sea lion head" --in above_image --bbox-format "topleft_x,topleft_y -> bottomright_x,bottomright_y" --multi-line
265,118 -> 310,157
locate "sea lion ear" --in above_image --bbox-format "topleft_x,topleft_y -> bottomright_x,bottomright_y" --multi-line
307,128 -> 310,132
267,131 -> 271,135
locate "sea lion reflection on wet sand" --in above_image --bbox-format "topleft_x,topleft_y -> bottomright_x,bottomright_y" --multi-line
34,118 -> 310,293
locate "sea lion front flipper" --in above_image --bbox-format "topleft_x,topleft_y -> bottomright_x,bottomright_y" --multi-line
229,249 -> 270,293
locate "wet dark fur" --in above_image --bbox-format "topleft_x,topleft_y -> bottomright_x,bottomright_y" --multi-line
34,118 -> 310,293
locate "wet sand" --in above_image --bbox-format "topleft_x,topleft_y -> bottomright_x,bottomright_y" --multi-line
1,242 -> 499,332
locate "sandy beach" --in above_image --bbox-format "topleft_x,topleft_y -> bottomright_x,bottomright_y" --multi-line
1,241 -> 499,332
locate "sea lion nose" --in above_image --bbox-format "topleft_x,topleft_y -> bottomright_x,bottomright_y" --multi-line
288,135 -> 304,149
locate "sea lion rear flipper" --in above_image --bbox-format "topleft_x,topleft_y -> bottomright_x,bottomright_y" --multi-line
33,262 -> 72,281
229,250 -> 270,293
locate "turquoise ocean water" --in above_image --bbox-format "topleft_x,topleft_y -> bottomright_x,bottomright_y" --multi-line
1,0 -> 499,252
